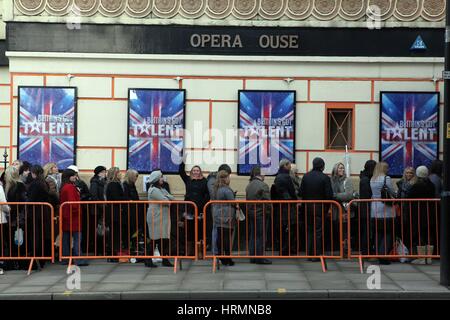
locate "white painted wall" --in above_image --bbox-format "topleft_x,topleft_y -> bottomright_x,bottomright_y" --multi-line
0,54 -> 444,195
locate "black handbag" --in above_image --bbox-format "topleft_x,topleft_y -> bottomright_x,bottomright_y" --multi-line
380,176 -> 392,200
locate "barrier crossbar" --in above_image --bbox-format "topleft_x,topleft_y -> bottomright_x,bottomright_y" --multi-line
59,200 -> 198,273
203,200 -> 344,273
0,202 -> 54,275
347,198 -> 440,273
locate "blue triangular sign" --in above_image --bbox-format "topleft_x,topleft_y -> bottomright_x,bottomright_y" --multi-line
410,35 -> 427,51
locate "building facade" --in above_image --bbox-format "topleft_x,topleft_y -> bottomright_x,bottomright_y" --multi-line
0,0 -> 446,196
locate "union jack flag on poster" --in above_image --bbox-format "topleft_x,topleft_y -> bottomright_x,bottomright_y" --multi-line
18,87 -> 76,168
128,89 -> 185,173
238,91 -> 295,175
381,92 -> 439,177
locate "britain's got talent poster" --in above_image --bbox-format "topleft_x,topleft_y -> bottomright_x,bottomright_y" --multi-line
18,87 -> 77,168
238,91 -> 295,175
128,89 -> 185,173
381,92 -> 439,177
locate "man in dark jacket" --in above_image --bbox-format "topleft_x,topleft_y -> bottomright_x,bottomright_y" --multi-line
299,157 -> 333,260
273,159 -> 297,255
246,166 -> 271,264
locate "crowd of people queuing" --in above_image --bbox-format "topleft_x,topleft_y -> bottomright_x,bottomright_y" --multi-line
0,155 -> 443,273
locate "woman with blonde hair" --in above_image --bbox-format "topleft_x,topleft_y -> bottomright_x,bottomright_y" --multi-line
105,167 -> 126,261
370,161 -> 396,265
3,166 -> 27,269
330,162 -> 355,252
43,162 -> 60,208
396,167 -> 416,199
213,170 -> 238,266
123,169 -> 144,241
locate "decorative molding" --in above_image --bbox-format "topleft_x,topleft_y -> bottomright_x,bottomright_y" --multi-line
13,0 -> 446,21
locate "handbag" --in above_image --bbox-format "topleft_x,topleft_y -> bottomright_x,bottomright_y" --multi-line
380,176 -> 392,200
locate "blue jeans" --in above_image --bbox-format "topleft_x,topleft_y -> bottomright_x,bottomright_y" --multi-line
212,224 -> 218,255
249,214 -> 265,257
63,232 -> 88,265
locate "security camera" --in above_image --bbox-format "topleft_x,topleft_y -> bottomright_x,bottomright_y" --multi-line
284,78 -> 294,84
174,76 -> 182,82
67,74 -> 74,80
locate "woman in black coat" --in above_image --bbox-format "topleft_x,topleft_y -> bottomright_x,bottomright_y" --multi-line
105,167 -> 126,259
358,160 -> 376,255
27,165 -> 52,265
123,169 -> 145,242
179,159 -> 209,255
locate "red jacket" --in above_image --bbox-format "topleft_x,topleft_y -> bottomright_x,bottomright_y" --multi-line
60,183 -> 81,232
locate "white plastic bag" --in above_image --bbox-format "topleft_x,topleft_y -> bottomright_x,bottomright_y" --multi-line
152,244 -> 163,263
236,209 -> 245,221
14,228 -> 24,246
395,239 -> 410,263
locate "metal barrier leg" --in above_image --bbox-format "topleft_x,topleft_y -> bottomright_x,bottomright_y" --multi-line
67,258 -> 73,274
359,256 -> 364,274
27,259 -> 35,276
212,257 -> 217,273
320,257 -> 327,273
174,258 -> 178,274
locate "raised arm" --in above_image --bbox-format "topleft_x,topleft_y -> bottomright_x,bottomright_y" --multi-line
178,161 -> 190,185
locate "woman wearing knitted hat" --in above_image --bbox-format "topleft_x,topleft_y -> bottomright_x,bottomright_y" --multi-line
407,166 -> 436,264
145,170 -> 175,268
60,168 -> 89,266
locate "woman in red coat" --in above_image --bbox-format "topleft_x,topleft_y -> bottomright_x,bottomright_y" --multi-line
60,169 -> 88,266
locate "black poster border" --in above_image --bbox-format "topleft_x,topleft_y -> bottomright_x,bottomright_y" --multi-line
237,89 -> 296,176
17,85 -> 78,168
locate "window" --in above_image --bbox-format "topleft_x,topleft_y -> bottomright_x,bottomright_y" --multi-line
327,108 -> 353,149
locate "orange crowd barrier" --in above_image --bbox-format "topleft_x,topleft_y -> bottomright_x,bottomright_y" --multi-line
0,202 -> 54,275
58,200 -> 198,273
203,200 -> 344,273
347,198 -> 440,273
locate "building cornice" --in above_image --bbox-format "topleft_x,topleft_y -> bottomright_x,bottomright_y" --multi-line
8,0 -> 446,26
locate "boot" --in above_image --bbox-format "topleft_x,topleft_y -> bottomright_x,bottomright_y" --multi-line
162,259 -> 173,267
426,245 -> 434,264
411,246 -> 426,265
197,241 -> 204,260
187,241 -> 195,256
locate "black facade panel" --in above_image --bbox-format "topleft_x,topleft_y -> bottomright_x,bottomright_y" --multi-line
6,22 -> 445,57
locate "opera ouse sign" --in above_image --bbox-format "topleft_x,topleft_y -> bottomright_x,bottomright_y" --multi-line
190,34 -> 300,49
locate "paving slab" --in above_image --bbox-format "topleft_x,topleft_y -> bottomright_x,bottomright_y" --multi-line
224,272 -> 265,280
264,272 -> 307,281
309,280 -> 356,290
351,283 -> 402,290
396,281 -> 449,291
3,285 -> 50,294
92,283 -> 139,292
134,284 -> 181,291
385,272 -> 434,281
102,273 -> 146,283
224,280 -> 266,290
267,280 -> 311,290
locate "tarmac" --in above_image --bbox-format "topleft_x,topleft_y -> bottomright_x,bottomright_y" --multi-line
0,258 -> 448,300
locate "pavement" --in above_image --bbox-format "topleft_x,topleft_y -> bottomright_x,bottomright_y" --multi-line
0,258 -> 449,300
